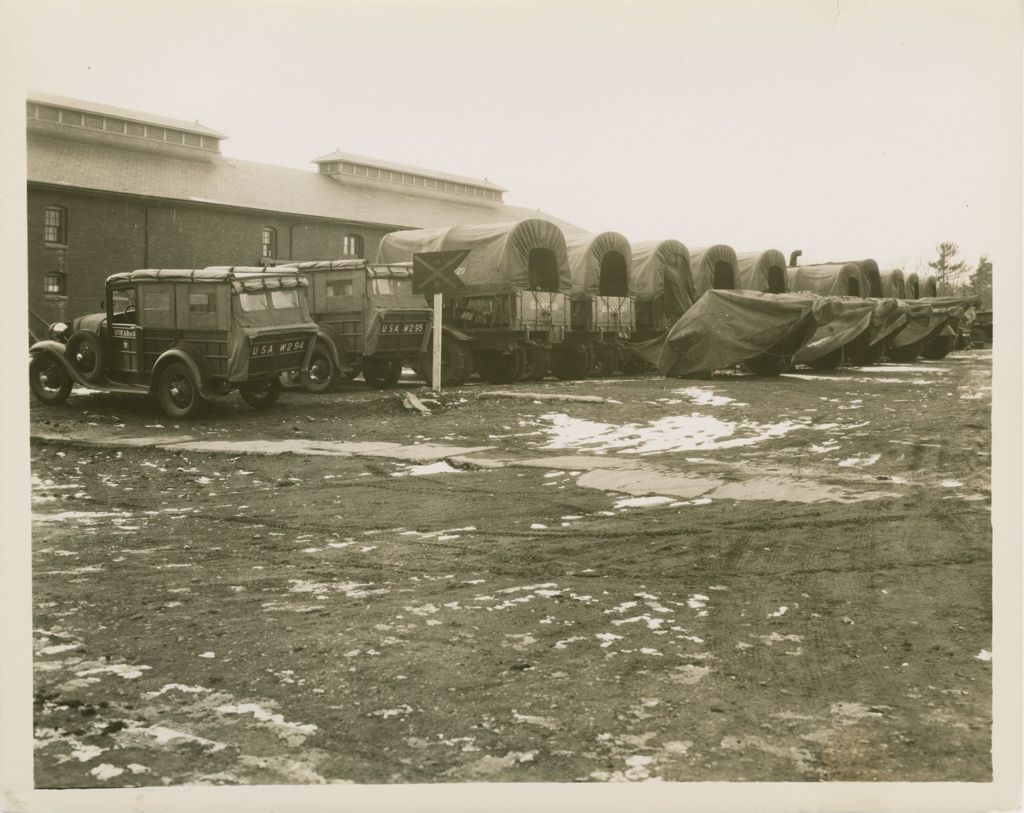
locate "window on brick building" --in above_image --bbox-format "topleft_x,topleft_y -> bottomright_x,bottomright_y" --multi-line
44,273 -> 66,296
342,234 -> 364,258
261,228 -> 277,260
44,206 -> 67,245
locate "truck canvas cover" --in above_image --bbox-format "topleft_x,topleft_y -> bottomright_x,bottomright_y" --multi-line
627,290 -> 835,377
904,271 -> 921,299
630,240 -> 695,316
690,245 -> 741,298
786,263 -> 869,297
880,268 -> 907,299
376,219 -> 572,296
735,250 -> 788,293
564,231 -> 634,298
889,300 -> 939,348
793,296 -> 875,363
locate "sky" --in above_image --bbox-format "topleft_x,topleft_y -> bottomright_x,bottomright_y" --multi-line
3,0 -> 1021,280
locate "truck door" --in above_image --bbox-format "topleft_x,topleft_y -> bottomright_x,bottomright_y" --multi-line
108,284 -> 142,374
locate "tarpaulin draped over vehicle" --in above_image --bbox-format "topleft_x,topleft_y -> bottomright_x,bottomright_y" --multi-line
626,290 -> 833,377
889,301 -> 938,348
564,231 -> 634,298
735,250 -> 788,293
690,245 -> 741,298
786,263 -> 869,297
880,269 -> 907,299
376,219 -> 572,296
866,298 -> 910,347
630,240 -> 695,317
793,297 -> 875,363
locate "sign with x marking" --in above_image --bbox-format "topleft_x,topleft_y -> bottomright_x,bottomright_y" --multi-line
412,250 -> 470,296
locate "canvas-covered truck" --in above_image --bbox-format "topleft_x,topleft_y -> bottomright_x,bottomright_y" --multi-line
629,239 -> 696,337
736,250 -> 788,293
28,267 -> 317,418
270,259 -> 439,390
563,231 -> 636,377
880,268 -> 907,299
689,245 -> 742,298
377,219 -> 573,384
786,262 -> 871,298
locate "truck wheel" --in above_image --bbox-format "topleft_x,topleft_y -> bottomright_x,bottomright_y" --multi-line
302,343 -> 336,393
239,377 -> 282,410
363,359 -> 403,389
157,362 -> 204,418
524,345 -> 550,381
885,340 -> 923,362
743,352 -> 791,376
478,350 -> 522,384
921,333 -> 956,360
846,341 -> 887,366
66,332 -> 105,383
30,354 -> 72,405
592,342 -> 618,376
421,338 -> 473,387
552,344 -> 591,380
620,351 -> 645,374
807,347 -> 844,371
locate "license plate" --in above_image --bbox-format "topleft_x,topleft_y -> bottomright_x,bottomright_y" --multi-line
250,338 -> 308,357
381,322 -> 425,335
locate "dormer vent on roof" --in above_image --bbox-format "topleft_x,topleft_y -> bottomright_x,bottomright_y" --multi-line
313,149 -> 506,203
27,92 -> 225,152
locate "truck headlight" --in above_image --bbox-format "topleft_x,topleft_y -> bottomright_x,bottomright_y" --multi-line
49,322 -> 70,343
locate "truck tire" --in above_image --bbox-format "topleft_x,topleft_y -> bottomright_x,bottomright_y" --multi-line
66,332 -> 105,383
29,353 -> 72,405
477,349 -> 523,385
807,347 -> 844,371
156,362 -> 204,418
524,345 -> 550,381
743,352 -> 791,376
552,343 -> 591,380
886,340 -> 924,362
239,377 -> 282,410
921,333 -> 956,360
363,359 -> 403,389
420,338 -> 473,387
302,342 -> 336,393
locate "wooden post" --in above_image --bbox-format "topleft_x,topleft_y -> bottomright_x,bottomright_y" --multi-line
432,292 -> 443,393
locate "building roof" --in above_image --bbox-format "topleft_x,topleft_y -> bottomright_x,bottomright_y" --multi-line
27,132 -> 584,234
312,149 -> 507,192
28,91 -> 227,139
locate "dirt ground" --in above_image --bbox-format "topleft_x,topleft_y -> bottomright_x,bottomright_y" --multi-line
29,350 -> 992,786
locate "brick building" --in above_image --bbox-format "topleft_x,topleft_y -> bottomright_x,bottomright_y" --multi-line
27,92 -> 579,336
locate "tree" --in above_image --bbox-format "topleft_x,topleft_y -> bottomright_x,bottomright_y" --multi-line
969,255 -> 993,309
927,242 -> 969,295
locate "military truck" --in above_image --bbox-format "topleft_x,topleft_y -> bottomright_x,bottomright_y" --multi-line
28,267 -> 317,417
563,231 -> 636,377
377,219 -> 573,384
271,259 -> 442,390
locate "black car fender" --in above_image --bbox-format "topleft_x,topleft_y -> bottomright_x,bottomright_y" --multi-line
29,341 -> 93,389
150,346 -> 214,398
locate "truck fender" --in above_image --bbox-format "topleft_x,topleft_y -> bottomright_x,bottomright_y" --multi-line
150,346 -> 214,399
312,329 -> 343,369
421,324 -> 474,351
29,341 -> 92,389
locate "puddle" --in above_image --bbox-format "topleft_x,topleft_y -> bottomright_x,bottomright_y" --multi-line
533,413 -> 809,455
672,387 -> 748,407
579,466 -> 898,504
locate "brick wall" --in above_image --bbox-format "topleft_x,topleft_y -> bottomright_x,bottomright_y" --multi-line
28,186 -> 396,328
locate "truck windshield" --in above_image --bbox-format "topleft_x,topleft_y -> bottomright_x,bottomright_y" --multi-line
371,278 -> 413,296
110,288 -> 134,315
